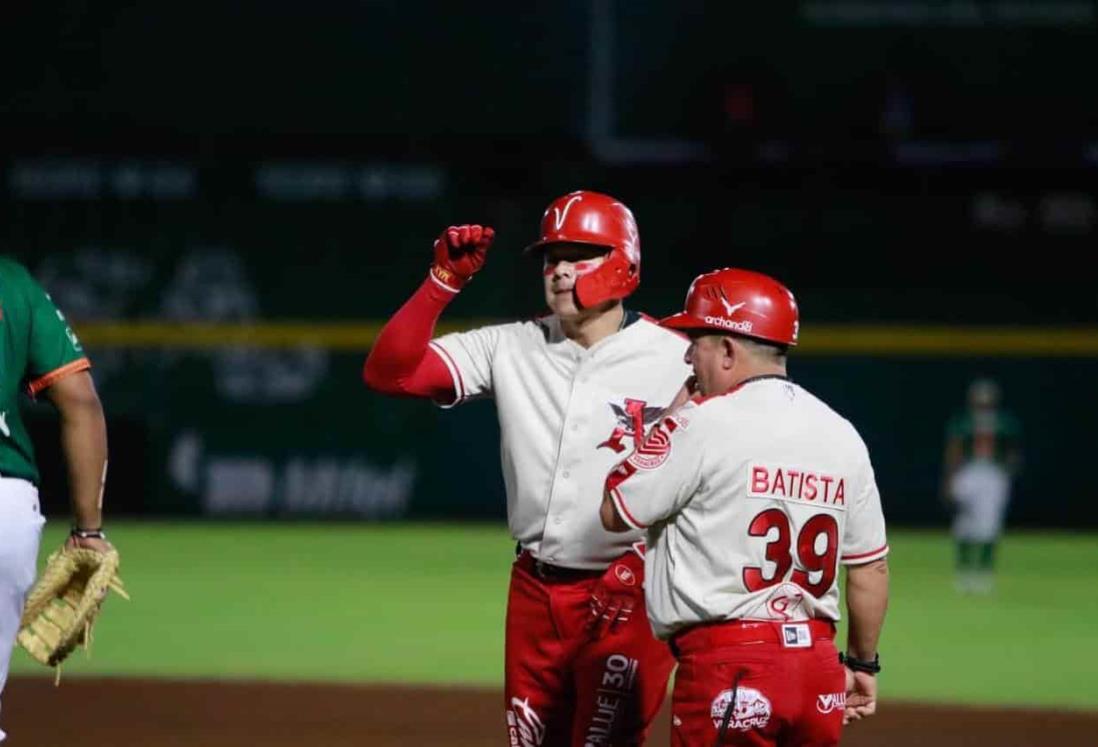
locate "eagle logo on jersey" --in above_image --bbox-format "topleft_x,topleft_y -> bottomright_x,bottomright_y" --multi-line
598,398 -> 664,453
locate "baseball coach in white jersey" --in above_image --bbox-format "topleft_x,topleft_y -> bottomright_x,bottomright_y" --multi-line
599,267 -> 890,746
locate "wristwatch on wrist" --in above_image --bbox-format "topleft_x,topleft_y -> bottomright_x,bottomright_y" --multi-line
70,526 -> 107,540
839,652 -> 881,674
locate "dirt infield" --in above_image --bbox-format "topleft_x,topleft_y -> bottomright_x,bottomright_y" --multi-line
5,677 -> 1095,746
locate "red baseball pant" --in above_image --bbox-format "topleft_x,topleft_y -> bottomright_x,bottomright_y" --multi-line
669,620 -> 845,747
505,553 -> 675,746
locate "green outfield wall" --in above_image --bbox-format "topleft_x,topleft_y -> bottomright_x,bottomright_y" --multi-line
22,332 -> 1098,528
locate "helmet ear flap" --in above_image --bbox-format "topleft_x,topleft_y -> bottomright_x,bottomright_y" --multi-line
574,251 -> 639,309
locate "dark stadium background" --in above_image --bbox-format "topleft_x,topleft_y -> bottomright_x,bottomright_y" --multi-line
3,1 -> 1096,526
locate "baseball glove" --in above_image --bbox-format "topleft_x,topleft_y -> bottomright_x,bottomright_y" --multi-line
17,546 -> 129,679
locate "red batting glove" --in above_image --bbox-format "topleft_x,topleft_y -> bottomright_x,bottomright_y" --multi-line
429,224 -> 495,292
587,543 -> 646,639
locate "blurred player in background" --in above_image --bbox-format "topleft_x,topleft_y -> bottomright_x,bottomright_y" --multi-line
942,378 -> 1021,594
0,258 -> 114,742
364,192 -> 690,745
601,268 -> 890,746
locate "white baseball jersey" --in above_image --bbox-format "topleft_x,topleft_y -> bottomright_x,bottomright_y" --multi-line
606,376 -> 888,639
430,312 -> 690,568
950,459 -> 1010,542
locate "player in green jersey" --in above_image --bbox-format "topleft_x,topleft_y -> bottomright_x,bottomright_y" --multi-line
942,379 -> 1022,594
0,257 -> 114,741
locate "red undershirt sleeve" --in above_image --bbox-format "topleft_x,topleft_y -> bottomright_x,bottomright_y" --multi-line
363,276 -> 459,403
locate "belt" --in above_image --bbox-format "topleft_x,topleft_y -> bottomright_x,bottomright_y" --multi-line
670,618 -> 836,657
515,550 -> 604,582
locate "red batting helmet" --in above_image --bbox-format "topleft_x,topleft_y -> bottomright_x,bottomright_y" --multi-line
660,268 -> 799,346
524,190 -> 640,308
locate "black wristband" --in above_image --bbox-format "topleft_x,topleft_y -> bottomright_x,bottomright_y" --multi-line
840,652 -> 881,674
71,526 -> 107,539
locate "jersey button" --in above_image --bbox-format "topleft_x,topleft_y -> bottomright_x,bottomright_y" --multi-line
562,470 -> 571,479
554,516 -> 563,525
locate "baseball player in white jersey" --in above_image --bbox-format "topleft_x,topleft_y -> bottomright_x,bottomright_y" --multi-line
0,257 -> 115,741
943,378 -> 1021,594
364,191 -> 691,744
599,268 -> 890,746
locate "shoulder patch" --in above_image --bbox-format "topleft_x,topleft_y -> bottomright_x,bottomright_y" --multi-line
626,417 -> 680,470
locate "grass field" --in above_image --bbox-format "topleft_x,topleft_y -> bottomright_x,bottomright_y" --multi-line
12,522 -> 1098,710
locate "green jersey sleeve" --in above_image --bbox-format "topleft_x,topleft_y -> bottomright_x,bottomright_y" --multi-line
0,258 -> 91,483
16,263 -> 90,396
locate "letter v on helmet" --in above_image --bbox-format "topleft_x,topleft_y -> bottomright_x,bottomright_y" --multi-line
553,194 -> 584,230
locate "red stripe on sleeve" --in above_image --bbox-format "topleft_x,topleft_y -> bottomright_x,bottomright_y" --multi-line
611,488 -> 647,530
27,357 -> 91,397
604,460 -> 638,494
429,342 -> 467,403
841,544 -> 890,563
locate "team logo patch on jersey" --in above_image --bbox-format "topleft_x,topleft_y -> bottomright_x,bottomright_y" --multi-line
626,418 -> 679,470
710,687 -> 772,732
816,692 -> 846,714
598,398 -> 663,453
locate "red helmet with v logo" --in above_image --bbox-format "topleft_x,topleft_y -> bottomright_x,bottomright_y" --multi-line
525,190 -> 640,308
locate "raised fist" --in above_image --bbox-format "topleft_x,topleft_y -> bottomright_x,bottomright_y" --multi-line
430,224 -> 495,291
